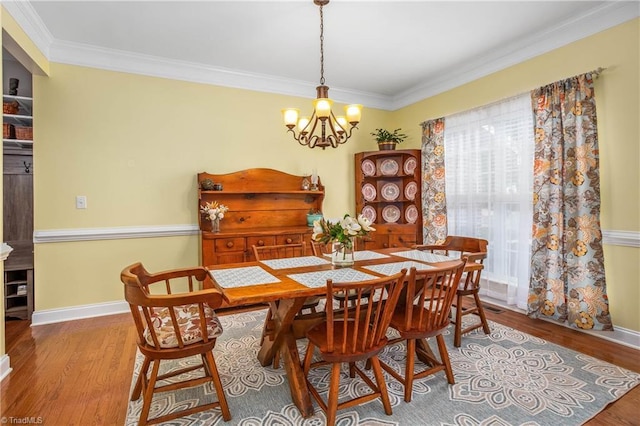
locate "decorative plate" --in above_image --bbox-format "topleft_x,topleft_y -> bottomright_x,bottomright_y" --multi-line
404,157 -> 417,175
362,205 -> 376,223
381,183 -> 400,201
380,159 -> 399,176
405,205 -> 419,224
361,159 -> 376,176
362,183 -> 377,201
382,205 -> 401,223
404,181 -> 418,200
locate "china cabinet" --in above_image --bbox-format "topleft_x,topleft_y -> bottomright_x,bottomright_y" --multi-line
198,168 -> 324,266
355,149 -> 422,249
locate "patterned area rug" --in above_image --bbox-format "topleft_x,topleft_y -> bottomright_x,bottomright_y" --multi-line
126,309 -> 639,425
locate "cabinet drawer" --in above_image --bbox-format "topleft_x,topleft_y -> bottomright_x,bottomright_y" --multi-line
247,236 -> 276,249
214,237 -> 246,252
276,234 -> 303,245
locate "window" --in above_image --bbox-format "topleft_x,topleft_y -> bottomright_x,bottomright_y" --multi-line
444,94 -> 533,309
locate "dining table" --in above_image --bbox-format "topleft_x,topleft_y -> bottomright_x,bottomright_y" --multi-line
206,247 -> 466,418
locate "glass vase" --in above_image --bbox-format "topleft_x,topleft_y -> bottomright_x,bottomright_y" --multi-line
331,239 -> 355,267
211,218 -> 220,233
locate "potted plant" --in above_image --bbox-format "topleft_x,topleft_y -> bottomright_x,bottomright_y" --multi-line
370,128 -> 408,151
306,209 -> 323,227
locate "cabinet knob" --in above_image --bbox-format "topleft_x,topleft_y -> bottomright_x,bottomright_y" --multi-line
285,238 -> 292,244
226,241 -> 234,248
258,240 -> 265,246
383,243 -> 389,248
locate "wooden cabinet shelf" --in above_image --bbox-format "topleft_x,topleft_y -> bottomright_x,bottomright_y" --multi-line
198,168 -> 325,266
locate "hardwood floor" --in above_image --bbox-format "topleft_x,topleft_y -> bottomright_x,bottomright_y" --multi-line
2,303 -> 638,425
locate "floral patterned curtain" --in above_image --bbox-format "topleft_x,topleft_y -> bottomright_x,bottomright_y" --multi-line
420,118 -> 447,244
528,72 -> 612,331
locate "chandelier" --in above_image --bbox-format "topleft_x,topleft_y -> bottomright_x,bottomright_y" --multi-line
282,0 -> 362,149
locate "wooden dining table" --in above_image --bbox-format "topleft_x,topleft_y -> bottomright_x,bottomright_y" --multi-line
206,247 -> 466,418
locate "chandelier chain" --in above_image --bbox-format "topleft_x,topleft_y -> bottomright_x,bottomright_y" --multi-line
319,3 -> 325,85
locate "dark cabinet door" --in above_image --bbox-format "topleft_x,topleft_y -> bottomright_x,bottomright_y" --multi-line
3,152 -> 33,242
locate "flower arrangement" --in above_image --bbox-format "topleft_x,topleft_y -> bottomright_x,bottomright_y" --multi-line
200,201 -> 229,221
200,201 -> 229,233
312,214 -> 376,250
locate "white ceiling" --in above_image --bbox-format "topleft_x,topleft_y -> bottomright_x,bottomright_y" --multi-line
4,1 -> 639,110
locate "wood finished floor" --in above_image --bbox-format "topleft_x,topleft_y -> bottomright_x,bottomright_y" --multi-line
2,302 -> 639,425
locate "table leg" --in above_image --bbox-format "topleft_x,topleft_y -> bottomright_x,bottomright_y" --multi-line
257,297 -> 314,417
415,337 -> 436,366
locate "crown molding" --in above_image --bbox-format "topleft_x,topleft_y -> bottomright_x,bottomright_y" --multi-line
47,39 -> 392,110
2,0 -> 53,58
391,1 -> 640,109
4,1 -> 639,111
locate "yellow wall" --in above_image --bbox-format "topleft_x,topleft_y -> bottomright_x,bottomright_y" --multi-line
394,18 -> 640,331
32,63 -> 390,310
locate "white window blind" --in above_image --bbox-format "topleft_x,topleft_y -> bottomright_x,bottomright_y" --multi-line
444,93 -> 534,309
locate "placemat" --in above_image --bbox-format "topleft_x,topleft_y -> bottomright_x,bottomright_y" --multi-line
287,269 -> 379,288
391,249 -> 456,263
363,260 -> 434,276
260,256 -> 330,270
209,266 -> 280,288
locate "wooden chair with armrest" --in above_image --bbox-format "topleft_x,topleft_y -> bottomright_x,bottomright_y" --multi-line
379,260 -> 469,402
302,270 -> 408,426
121,262 -> 231,425
253,243 -> 321,367
414,236 -> 491,347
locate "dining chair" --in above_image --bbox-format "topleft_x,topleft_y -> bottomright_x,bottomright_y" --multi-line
302,269 -> 407,426
252,242 -> 306,260
121,262 -> 231,425
414,236 -> 491,347
253,243 -> 321,367
379,260 -> 469,402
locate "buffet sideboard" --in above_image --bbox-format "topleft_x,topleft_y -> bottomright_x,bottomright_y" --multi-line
197,168 -> 324,266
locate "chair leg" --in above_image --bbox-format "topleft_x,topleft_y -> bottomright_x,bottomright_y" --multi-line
139,360 -> 161,426
132,356 -> 151,400
204,350 -> 232,421
404,338 -> 416,402
454,293 -> 464,347
326,363 -> 342,426
436,334 -> 455,384
302,342 -> 315,375
473,292 -> 491,334
369,355 -> 392,415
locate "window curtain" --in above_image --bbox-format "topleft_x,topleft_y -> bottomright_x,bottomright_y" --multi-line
420,118 -> 447,244
528,72 -> 612,331
443,95 -> 534,308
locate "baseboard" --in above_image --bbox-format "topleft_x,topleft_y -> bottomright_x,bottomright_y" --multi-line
31,301 -> 130,326
481,296 -> 640,351
0,354 -> 12,382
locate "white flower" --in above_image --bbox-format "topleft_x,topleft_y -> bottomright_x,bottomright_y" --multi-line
357,214 -> 376,232
341,215 -> 363,236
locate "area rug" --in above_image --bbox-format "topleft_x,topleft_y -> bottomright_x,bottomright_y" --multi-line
125,309 -> 640,425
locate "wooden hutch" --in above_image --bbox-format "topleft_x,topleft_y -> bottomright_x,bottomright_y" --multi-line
355,149 -> 423,249
197,168 -> 324,266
